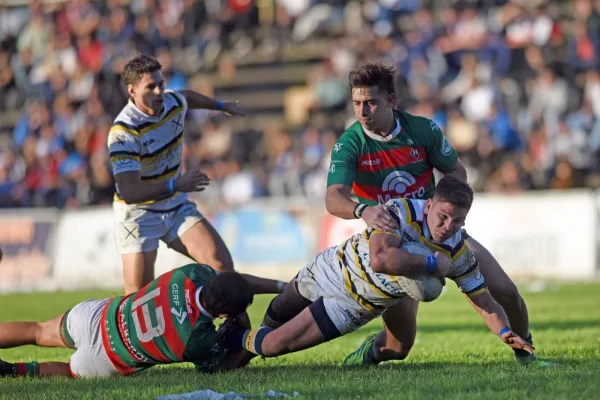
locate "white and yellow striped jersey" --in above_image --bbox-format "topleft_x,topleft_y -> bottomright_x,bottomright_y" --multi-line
107,90 -> 188,211
335,198 -> 486,311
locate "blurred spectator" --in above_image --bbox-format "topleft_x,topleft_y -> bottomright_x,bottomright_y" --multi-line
2,0 -> 600,210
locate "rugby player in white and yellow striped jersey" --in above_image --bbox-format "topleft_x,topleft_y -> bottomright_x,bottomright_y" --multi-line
225,177 -> 534,367
108,54 -> 285,296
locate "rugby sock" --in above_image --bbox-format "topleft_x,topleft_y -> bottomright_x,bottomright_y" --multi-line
513,332 -> 534,359
11,361 -> 40,377
242,327 -> 275,356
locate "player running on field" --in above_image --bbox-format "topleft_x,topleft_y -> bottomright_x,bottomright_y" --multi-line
108,54 -> 286,295
325,62 -> 551,367
227,177 -> 533,364
0,264 -> 280,378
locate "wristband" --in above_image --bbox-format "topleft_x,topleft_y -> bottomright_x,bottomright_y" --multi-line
425,256 -> 438,273
499,327 -> 511,337
216,100 -> 224,111
353,203 -> 367,219
166,179 -> 176,194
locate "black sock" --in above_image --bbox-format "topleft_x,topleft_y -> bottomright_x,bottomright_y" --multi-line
513,332 -> 534,358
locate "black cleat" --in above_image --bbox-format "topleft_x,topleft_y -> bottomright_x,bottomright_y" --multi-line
0,357 -> 16,377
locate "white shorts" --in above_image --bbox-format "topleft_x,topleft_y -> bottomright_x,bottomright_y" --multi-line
61,299 -> 118,378
113,200 -> 204,254
295,246 -> 383,335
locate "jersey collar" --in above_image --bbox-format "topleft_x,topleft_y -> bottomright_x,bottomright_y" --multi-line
195,286 -> 215,320
362,118 -> 401,142
128,98 -> 165,120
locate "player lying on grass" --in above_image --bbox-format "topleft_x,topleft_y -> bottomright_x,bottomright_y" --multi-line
0,264 -> 282,378
227,177 -> 534,365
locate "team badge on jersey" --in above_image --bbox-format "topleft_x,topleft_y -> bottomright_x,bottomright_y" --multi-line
333,143 -> 343,153
429,120 -> 441,132
441,136 -> 453,156
410,147 -> 420,160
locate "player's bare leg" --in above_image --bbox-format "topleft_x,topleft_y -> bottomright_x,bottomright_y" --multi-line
169,219 -> 234,273
243,305 -> 327,357
122,250 -> 157,295
0,314 -> 74,378
343,296 -> 418,365
231,279 -> 312,368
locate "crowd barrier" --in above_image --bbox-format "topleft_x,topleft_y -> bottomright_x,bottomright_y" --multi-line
0,190 -> 597,293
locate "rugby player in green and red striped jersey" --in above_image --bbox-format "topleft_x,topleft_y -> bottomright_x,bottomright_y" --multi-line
0,264 -> 282,378
326,62 -> 552,368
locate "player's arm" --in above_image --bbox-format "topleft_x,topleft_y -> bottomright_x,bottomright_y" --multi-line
325,137 -> 397,231
241,273 -> 287,294
425,119 -> 467,182
467,291 -> 533,354
452,254 -> 534,353
369,231 -> 435,277
114,169 -> 211,205
178,89 -> 245,116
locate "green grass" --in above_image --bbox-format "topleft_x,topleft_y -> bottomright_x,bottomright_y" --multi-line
1,283 -> 599,399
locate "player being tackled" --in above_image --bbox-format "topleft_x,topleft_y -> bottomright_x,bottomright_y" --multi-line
0,265 -> 280,378
228,177 -> 534,365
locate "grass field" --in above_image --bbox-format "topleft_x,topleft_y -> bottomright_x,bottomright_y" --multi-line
0,282 -> 599,400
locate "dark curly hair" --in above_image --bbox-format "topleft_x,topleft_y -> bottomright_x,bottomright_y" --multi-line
201,272 -> 254,317
433,176 -> 474,210
122,54 -> 162,87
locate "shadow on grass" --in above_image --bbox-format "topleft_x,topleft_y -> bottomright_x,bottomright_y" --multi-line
355,319 -> 600,336
1,358 -> 598,400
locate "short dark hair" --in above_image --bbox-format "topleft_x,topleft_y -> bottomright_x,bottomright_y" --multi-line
433,176 -> 474,210
122,54 -> 162,87
201,272 -> 253,317
349,62 -> 396,95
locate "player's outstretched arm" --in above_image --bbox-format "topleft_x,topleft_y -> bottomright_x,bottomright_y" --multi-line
241,273 -> 287,294
467,291 -> 535,354
179,90 -> 245,116
115,169 -> 211,204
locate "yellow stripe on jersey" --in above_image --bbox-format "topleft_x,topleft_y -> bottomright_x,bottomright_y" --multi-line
463,282 -> 488,298
337,245 -> 378,311
109,124 -> 140,137
139,106 -> 184,135
369,229 -> 401,238
113,191 -> 177,205
141,134 -> 183,164
110,155 -> 141,164
142,164 -> 181,183
351,236 -> 394,299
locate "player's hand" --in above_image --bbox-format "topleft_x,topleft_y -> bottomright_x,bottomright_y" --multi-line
362,205 -> 398,232
175,169 -> 211,192
220,101 -> 246,116
501,330 -> 535,355
433,251 -> 452,286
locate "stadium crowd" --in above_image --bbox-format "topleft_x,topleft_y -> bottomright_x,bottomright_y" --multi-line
1,0 -> 600,208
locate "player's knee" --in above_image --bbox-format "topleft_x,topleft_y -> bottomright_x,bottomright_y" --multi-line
262,297 -> 288,328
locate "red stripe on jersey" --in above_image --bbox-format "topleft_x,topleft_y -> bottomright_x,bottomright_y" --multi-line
158,276 -> 186,359
357,147 -> 426,172
101,300 -> 137,375
353,169 -> 434,202
183,276 -> 201,327
352,183 -> 380,201
133,273 -> 173,362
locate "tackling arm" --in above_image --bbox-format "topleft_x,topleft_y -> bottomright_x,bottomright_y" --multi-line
115,171 -> 176,204
369,231 -> 430,276
443,158 -> 468,183
325,184 -> 362,220
179,89 -> 224,111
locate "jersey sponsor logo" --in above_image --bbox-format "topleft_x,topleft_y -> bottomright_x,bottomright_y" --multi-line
171,283 -> 188,324
184,289 -> 193,314
378,171 -> 426,203
361,159 -> 381,166
343,308 -> 363,327
333,143 -> 343,153
441,136 -> 453,156
329,163 -> 336,174
430,120 -> 441,132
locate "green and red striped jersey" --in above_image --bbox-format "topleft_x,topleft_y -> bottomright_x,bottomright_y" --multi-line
100,264 -> 223,375
327,111 -> 458,205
